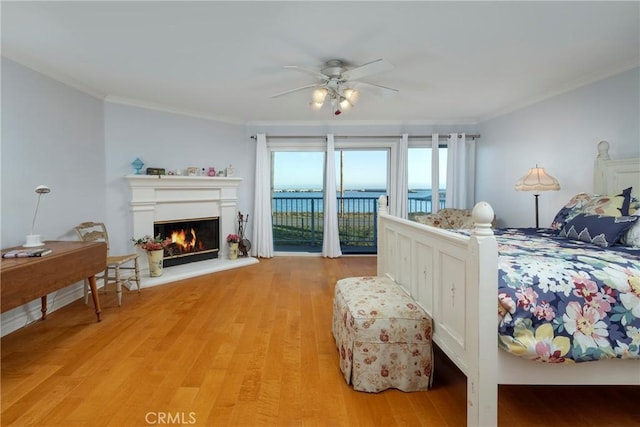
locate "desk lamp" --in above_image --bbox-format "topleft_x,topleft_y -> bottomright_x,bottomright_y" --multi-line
24,185 -> 51,247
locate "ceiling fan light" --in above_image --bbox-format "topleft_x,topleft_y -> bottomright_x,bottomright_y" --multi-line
310,101 -> 324,111
311,88 -> 328,103
339,97 -> 352,111
344,88 -> 359,104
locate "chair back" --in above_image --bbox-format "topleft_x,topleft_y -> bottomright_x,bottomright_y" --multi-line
75,222 -> 111,253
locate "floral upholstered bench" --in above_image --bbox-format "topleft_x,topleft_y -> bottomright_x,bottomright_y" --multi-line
332,276 -> 433,393
413,208 -> 473,228
413,208 -> 496,229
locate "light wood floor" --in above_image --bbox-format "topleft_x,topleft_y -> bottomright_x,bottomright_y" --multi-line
2,257 -> 638,426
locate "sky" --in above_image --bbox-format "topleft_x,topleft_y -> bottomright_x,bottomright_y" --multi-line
273,148 -> 447,190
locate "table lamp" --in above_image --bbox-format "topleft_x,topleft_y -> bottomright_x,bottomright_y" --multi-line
515,166 -> 560,228
24,185 -> 51,247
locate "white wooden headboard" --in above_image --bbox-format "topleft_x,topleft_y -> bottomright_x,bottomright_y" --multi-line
594,140 -> 640,198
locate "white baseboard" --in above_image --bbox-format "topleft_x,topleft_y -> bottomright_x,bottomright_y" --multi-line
0,282 -> 85,337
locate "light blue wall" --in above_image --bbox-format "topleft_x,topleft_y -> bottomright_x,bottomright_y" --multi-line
103,103 -> 251,255
1,57 -> 105,334
477,67 -> 640,228
1,58 -> 106,247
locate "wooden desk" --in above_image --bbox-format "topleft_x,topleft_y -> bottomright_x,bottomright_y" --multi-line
1,241 -> 106,322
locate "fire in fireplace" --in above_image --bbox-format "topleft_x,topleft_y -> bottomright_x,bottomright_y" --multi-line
154,217 -> 219,267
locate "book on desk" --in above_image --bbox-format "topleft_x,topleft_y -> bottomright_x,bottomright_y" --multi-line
2,248 -> 53,258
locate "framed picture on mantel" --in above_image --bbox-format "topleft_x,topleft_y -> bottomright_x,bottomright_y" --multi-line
146,167 -> 165,175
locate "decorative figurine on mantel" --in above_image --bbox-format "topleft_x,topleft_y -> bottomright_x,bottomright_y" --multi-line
131,158 -> 144,175
237,211 -> 251,257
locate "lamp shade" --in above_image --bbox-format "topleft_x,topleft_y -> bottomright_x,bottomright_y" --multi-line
35,185 -> 51,195
515,166 -> 560,193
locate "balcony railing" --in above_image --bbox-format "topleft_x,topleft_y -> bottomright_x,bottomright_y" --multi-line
272,195 -> 445,253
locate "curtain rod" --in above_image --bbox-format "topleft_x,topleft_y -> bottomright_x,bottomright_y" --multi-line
250,134 -> 480,140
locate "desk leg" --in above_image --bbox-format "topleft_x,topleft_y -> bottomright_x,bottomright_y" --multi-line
88,275 -> 102,322
41,296 -> 47,320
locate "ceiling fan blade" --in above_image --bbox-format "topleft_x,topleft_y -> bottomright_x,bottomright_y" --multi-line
352,81 -> 399,98
283,65 -> 329,81
341,59 -> 394,81
271,83 -> 323,98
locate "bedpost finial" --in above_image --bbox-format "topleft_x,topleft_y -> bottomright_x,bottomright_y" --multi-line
378,195 -> 388,214
472,202 -> 494,236
597,140 -> 610,160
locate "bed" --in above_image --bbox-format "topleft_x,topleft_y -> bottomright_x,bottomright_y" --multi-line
375,141 -> 640,426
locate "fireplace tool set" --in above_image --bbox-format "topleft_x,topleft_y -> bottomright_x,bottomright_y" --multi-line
237,212 -> 251,257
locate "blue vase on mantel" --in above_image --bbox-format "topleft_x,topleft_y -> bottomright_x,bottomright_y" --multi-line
132,158 -> 144,175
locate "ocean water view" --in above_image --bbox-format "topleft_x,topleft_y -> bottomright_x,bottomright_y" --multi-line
273,189 -> 439,214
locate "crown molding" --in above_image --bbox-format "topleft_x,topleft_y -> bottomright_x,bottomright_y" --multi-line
2,53 -> 106,100
245,118 -> 480,127
103,95 -> 247,125
480,60 -> 640,122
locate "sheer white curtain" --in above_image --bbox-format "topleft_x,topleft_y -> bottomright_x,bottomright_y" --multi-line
251,133 -> 274,258
431,133 -> 441,213
391,133 -> 409,218
445,133 -> 476,209
322,134 -> 342,258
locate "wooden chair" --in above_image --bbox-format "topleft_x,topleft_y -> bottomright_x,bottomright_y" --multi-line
74,222 -> 140,306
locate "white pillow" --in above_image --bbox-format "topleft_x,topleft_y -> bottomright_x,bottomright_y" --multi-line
622,211 -> 640,247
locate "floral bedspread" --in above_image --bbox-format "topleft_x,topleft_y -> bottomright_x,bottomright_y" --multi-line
496,228 -> 640,363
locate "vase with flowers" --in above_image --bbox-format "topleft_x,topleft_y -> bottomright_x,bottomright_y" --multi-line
226,233 -> 240,260
133,235 -> 173,277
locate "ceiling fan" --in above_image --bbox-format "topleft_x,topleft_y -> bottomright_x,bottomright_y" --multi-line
271,59 -> 398,115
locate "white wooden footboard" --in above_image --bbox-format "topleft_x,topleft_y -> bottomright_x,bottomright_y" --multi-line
377,196 -> 498,427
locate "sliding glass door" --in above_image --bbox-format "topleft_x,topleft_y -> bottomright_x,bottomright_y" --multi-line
270,148 -> 389,253
334,149 -> 388,253
272,151 -> 325,251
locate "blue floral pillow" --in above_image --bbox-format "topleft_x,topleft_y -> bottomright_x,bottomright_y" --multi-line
559,213 -> 639,247
550,193 -> 592,230
550,187 -> 633,231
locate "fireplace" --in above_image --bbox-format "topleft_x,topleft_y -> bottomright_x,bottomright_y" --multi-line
154,217 -> 220,267
126,174 -> 243,262
126,175 -> 257,286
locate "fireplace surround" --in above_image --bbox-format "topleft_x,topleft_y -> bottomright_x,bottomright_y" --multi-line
126,175 -> 257,286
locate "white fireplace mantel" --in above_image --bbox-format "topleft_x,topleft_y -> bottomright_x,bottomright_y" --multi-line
125,175 -> 249,284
